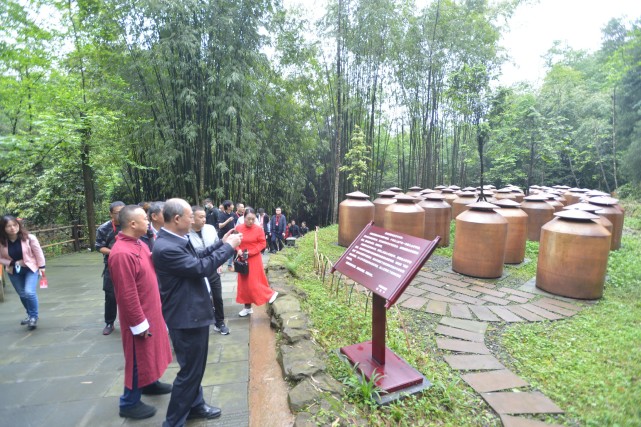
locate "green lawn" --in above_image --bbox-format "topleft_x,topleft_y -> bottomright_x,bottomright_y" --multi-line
276,200 -> 641,426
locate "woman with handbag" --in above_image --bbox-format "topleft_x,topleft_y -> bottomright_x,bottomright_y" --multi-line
234,208 -> 278,317
0,215 -> 46,330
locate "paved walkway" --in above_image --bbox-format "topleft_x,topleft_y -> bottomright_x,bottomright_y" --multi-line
0,251 -> 253,427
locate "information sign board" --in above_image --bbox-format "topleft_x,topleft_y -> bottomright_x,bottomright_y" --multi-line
333,222 -> 439,308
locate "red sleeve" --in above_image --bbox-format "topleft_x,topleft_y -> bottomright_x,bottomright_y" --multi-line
108,249 -> 146,329
239,227 -> 266,258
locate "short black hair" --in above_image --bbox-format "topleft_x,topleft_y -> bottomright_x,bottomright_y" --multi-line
119,205 -> 144,229
109,201 -> 125,213
222,200 -> 232,209
192,205 -> 205,213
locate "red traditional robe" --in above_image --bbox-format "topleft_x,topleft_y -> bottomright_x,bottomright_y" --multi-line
235,223 -> 275,305
108,232 -> 172,389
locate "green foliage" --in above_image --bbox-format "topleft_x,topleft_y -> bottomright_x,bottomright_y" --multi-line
341,363 -> 384,407
340,125 -> 370,191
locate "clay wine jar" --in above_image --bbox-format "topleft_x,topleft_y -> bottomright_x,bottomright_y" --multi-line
542,193 -> 564,212
383,194 -> 425,239
521,194 -> 555,241
406,186 -> 423,198
440,187 -> 458,207
563,202 -> 614,237
338,191 -> 374,247
589,196 -> 624,250
452,191 -> 477,218
373,190 -> 397,228
536,209 -> 611,299
495,188 -> 517,201
419,193 -> 451,247
452,201 -> 508,278
493,199 -> 528,264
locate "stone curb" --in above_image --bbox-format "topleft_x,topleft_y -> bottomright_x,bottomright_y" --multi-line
265,261 -> 352,426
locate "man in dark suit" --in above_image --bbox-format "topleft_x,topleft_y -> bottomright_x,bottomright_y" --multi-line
152,198 -> 242,427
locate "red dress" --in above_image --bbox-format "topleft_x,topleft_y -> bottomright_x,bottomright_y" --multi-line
108,233 -> 172,389
235,223 -> 274,305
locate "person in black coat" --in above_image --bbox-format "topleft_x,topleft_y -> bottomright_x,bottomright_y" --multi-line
268,207 -> 286,253
152,198 -> 242,427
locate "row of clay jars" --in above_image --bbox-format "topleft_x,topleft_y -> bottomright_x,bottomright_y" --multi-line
374,191 -> 450,246
339,191 -> 428,248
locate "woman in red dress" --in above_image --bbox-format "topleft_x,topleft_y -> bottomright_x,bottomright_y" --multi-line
235,208 -> 278,316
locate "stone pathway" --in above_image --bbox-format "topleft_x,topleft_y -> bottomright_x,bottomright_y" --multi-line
398,263 -> 592,426
0,251 -> 253,427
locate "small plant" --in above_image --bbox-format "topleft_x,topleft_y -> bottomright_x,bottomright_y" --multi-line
342,363 -> 385,406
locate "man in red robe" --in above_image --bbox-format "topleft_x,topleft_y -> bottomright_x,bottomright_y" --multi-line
109,205 -> 173,419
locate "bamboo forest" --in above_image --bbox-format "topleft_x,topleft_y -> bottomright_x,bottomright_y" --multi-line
1,0 -> 640,229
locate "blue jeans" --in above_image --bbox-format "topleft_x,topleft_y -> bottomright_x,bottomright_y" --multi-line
8,267 -> 39,319
120,351 -> 141,409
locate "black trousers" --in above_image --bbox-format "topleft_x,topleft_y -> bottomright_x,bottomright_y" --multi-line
102,268 -> 117,324
208,274 -> 224,326
164,326 -> 209,427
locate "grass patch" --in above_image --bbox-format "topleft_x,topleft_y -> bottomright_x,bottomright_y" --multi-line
274,202 -> 641,426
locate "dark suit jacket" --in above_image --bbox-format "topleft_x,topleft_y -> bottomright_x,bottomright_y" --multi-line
269,214 -> 287,238
152,229 -> 234,329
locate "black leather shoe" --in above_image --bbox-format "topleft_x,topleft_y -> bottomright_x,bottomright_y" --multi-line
102,323 -> 114,335
141,381 -> 172,395
187,403 -> 222,420
119,401 -> 156,419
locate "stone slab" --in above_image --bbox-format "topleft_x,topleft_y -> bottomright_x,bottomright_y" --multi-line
488,306 -> 524,322
443,355 -> 505,370
461,370 -> 529,393
499,287 -> 537,299
424,292 -> 461,304
471,286 -> 506,298
440,317 -> 488,334
536,297 -> 581,312
417,284 -> 453,297
507,295 -> 531,304
481,295 -> 511,306
449,293 -> 487,305
436,338 -> 490,354
507,306 -> 545,322
437,270 -> 465,280
403,286 -> 426,297
417,271 -> 438,279
500,415 -> 564,427
469,305 -> 501,322
424,300 -> 448,315
449,304 -> 473,319
531,300 -> 576,317
439,277 -> 471,288
395,293 -> 411,304
400,296 -> 428,310
434,325 -> 485,342
481,392 -> 564,414
418,278 -> 447,288
445,285 -> 481,297
520,304 -> 563,321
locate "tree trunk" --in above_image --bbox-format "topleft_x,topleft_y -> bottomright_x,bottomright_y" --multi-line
332,0 -> 343,224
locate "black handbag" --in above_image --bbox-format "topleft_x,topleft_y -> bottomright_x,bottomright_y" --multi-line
233,256 -> 249,274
